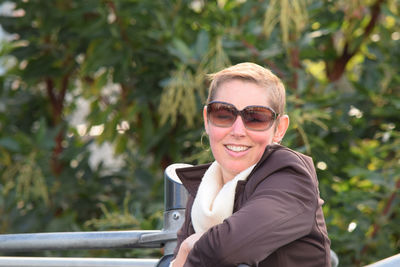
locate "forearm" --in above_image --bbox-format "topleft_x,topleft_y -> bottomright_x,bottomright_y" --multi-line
171,246 -> 189,267
172,232 -> 204,267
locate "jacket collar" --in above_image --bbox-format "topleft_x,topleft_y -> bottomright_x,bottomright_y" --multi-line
250,143 -> 282,176
175,144 -> 283,197
175,163 -> 211,197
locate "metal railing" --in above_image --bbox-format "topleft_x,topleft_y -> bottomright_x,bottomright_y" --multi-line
364,254 -> 400,267
0,163 -> 190,267
0,230 -> 168,252
0,257 -> 159,267
5,162 -> 395,267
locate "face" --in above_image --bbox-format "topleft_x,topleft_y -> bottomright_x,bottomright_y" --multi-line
204,79 -> 288,183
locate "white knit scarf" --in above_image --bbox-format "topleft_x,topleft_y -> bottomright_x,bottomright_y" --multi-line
191,161 -> 255,234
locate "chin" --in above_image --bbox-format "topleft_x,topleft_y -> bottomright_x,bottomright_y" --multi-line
228,163 -> 251,175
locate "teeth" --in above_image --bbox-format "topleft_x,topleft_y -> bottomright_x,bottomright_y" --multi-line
226,145 -> 249,152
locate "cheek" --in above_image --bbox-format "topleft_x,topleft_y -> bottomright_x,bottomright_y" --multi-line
208,127 -> 227,144
207,127 -> 230,155
251,132 -> 274,147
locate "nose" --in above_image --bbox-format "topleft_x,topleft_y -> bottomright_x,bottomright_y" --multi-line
230,115 -> 246,136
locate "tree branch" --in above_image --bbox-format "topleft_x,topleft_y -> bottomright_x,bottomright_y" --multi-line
240,39 -> 285,79
46,78 -> 61,125
46,78 -> 56,107
327,0 -> 385,82
105,0 -> 134,47
58,71 -> 71,113
360,178 -> 400,256
288,45 -> 301,90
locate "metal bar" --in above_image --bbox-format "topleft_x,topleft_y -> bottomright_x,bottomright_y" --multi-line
364,253 -> 400,267
0,257 -> 158,267
0,230 -> 167,252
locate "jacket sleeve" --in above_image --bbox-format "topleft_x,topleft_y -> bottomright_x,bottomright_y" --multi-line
184,153 -> 319,267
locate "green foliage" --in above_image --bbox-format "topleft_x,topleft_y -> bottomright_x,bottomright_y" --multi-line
0,0 -> 399,265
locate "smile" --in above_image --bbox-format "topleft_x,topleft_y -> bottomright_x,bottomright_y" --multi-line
225,145 -> 250,152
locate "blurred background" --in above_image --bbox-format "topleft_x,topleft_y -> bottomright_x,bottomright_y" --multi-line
0,0 -> 399,266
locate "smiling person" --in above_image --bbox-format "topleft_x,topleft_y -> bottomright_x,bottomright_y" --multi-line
171,63 -> 331,267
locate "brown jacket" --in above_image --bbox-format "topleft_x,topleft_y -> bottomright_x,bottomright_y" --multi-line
173,144 -> 331,267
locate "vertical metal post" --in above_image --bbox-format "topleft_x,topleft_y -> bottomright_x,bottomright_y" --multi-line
156,164 -> 190,267
162,163 -> 190,255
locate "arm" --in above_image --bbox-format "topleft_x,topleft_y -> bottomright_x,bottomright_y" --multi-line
171,232 -> 203,267
184,165 -> 319,267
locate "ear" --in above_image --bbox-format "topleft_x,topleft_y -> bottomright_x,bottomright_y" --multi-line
203,106 -> 209,135
273,115 -> 289,143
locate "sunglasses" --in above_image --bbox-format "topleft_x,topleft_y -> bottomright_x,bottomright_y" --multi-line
206,101 -> 279,131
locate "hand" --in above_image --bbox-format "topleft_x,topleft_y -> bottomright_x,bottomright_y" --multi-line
172,232 -> 203,267
182,232 -> 203,252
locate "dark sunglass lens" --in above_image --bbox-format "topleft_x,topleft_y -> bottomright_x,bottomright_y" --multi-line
208,103 -> 236,127
242,108 -> 274,130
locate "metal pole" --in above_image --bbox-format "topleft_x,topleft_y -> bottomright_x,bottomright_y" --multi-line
161,163 -> 190,256
156,164 -> 190,267
164,163 -> 190,212
0,257 -> 158,267
0,230 -> 163,252
364,254 -> 400,267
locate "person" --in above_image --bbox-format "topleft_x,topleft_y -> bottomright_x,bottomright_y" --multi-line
171,62 -> 331,267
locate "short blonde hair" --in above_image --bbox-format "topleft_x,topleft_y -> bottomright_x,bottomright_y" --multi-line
207,62 -> 286,115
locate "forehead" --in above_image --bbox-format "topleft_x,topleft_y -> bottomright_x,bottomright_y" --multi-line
213,79 -> 271,109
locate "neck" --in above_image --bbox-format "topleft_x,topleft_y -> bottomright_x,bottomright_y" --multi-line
221,171 -> 235,184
